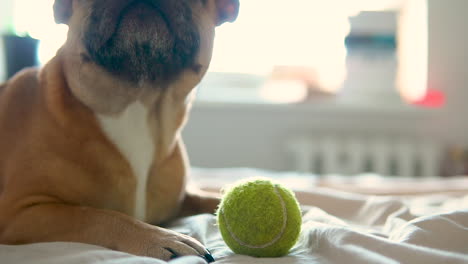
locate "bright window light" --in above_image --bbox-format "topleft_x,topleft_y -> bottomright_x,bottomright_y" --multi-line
210,0 -> 354,93
397,0 -> 429,103
207,0 -> 421,104
13,0 -> 67,64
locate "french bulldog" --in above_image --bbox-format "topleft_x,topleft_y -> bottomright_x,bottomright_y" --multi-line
0,0 -> 239,262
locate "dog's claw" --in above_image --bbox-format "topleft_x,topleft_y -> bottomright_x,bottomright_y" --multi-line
204,253 -> 215,263
164,247 -> 179,260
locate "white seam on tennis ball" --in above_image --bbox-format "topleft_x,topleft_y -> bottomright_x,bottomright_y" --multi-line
221,185 -> 287,249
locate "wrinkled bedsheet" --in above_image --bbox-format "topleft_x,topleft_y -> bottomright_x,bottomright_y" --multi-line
1,168 -> 468,264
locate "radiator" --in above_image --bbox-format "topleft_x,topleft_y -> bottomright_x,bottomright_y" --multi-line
287,134 -> 441,177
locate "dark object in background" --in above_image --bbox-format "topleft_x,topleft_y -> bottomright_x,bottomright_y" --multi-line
440,147 -> 468,177
2,34 -> 39,79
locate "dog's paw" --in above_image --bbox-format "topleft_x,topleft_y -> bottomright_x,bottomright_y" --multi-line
130,227 -> 214,262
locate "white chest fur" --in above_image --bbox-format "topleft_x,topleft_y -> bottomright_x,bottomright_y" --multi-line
97,102 -> 154,221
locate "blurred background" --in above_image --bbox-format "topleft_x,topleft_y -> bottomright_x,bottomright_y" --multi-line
0,0 -> 467,177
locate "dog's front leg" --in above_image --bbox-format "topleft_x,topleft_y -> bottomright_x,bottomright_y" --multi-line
0,203 -> 212,261
177,188 -> 221,217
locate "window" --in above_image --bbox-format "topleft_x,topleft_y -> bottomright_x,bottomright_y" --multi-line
199,0 -> 433,107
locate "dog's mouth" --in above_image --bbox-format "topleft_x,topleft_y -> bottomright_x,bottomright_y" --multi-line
84,0 -> 201,84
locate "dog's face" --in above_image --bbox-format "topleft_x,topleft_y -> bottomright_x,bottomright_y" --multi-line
54,0 -> 239,86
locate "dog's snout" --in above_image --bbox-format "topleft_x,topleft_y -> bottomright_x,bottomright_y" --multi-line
84,0 -> 201,84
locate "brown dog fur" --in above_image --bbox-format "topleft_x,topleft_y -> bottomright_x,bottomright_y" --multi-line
0,0 -> 239,260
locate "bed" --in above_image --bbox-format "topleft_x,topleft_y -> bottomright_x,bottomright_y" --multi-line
1,167 -> 468,264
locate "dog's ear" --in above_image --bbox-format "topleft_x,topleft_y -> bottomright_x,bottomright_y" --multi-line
215,0 -> 240,26
54,0 -> 73,24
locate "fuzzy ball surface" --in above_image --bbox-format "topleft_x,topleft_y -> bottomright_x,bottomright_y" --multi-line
217,178 -> 302,257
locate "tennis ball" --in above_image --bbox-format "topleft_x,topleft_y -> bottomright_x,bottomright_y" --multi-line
216,178 -> 302,257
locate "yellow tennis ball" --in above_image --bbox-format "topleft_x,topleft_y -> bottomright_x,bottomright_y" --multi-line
216,178 -> 302,257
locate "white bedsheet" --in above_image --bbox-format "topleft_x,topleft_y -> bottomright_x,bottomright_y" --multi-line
1,168 -> 468,264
